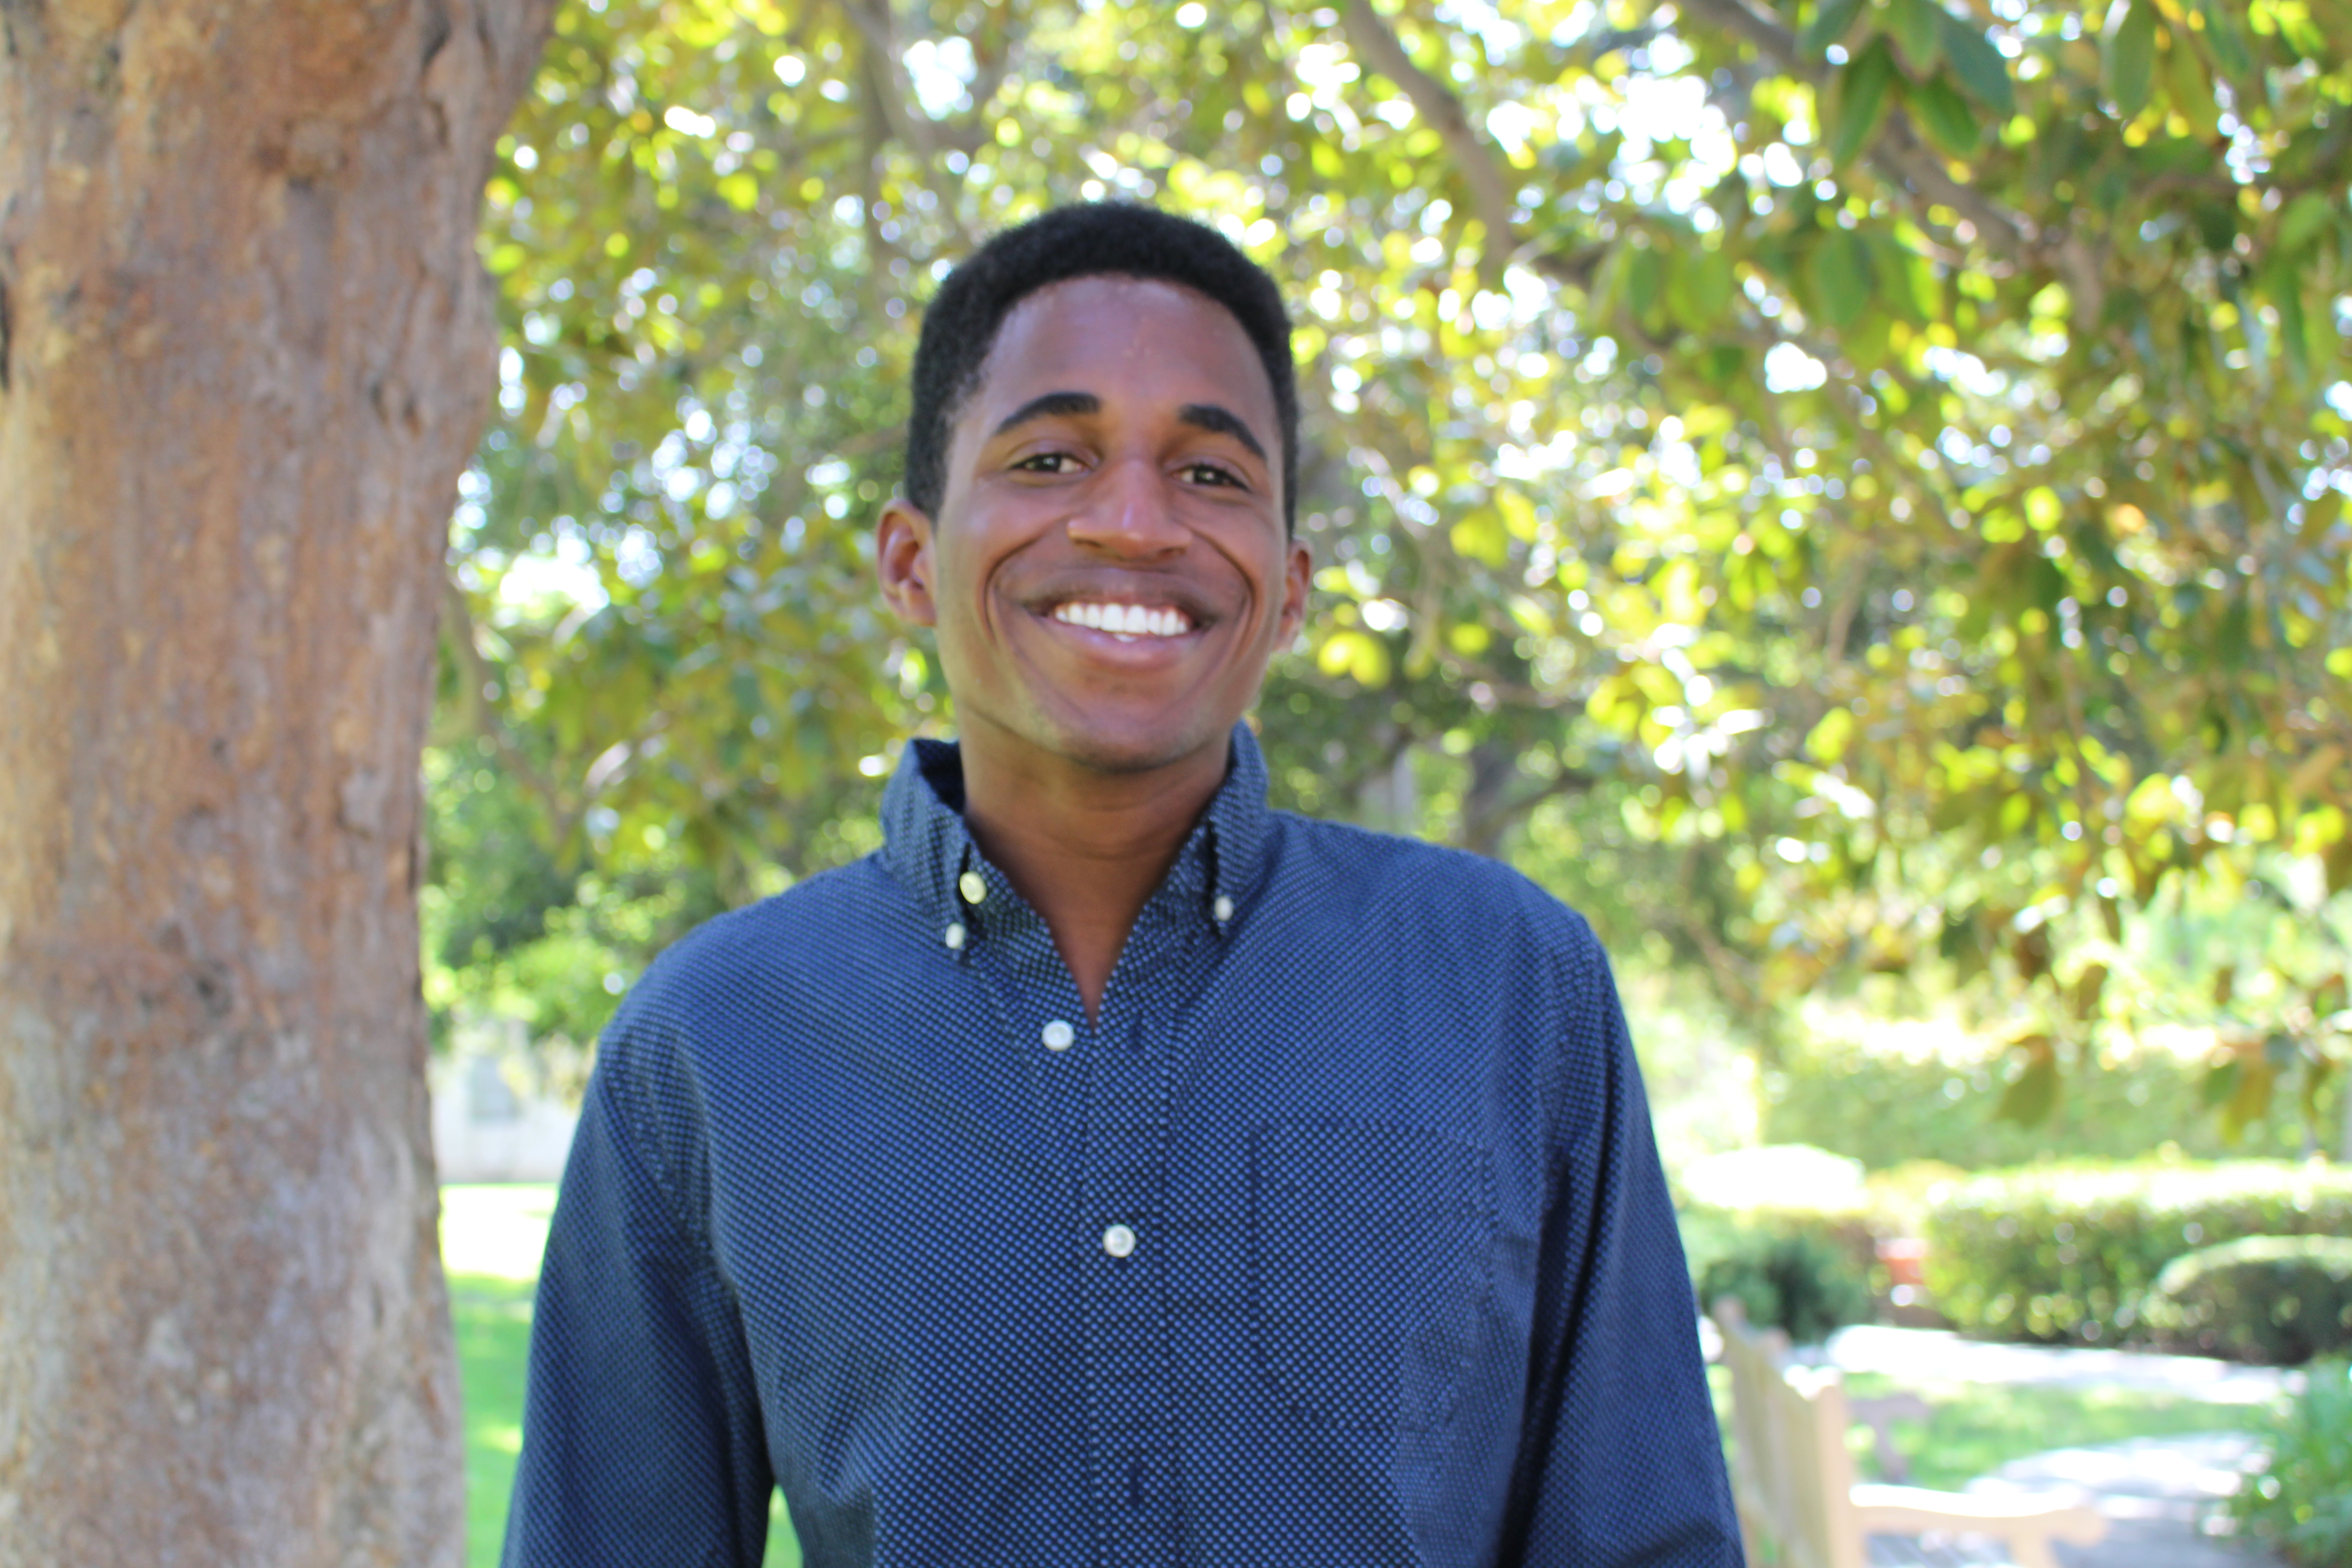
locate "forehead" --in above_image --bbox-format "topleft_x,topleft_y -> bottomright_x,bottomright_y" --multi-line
962,275 -> 1277,428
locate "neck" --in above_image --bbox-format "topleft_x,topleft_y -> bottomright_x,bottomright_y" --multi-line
956,719 -> 1230,1021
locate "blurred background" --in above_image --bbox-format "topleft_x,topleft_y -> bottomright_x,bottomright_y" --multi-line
426,0 -> 2352,1563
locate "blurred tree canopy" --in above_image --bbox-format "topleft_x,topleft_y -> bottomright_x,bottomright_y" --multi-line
433,0 -> 2352,1144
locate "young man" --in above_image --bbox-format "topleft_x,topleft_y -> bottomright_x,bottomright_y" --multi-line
504,203 -> 1740,1567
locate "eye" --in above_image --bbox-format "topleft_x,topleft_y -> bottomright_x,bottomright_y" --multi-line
1013,451 -> 1083,475
1181,461 -> 1247,489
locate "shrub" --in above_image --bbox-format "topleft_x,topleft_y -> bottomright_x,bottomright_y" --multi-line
2141,1237 -> 2352,1364
1676,1147 -> 1965,1325
1675,1145 -> 1879,1279
1698,1230 -> 1875,1346
1922,1161 -> 2352,1346
2225,1359 -> 2352,1567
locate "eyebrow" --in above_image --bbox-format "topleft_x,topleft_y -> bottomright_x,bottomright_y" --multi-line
1177,402 -> 1269,462
986,391 -> 1270,464
990,391 -> 1100,438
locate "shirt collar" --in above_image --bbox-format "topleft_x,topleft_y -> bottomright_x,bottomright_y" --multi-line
879,721 -> 1272,946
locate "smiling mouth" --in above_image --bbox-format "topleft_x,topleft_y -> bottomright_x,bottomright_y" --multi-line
1048,599 -> 1198,641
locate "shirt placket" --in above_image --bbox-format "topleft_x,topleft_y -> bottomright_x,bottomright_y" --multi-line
1079,906 -> 1191,1568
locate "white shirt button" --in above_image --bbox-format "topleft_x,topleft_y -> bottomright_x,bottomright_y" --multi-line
1102,1223 -> 1137,1259
943,923 -> 966,951
1213,895 -> 1235,922
957,871 -> 987,904
1041,1019 -> 1075,1051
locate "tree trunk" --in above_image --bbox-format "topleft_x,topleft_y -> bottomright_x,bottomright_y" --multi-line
0,3 -> 551,1562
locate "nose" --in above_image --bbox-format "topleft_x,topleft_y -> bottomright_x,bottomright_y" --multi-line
1064,455 -> 1188,559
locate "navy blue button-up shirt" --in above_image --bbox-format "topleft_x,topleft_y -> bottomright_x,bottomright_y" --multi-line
504,723 -> 1740,1567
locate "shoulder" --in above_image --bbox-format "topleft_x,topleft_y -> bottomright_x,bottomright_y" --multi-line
1266,811 -> 1605,968
598,855 -> 903,1055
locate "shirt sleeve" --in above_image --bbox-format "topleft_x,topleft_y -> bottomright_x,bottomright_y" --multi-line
1495,927 -> 1744,1567
501,1017 -> 775,1568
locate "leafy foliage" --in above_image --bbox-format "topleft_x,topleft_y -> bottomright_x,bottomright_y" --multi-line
1760,1027 -> 2342,1168
2227,1358 -> 2352,1568
1920,1159 -> 2352,1343
435,0 -> 2352,1132
2141,1234 -> 2352,1362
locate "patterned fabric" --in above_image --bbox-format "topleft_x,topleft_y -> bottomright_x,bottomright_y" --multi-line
503,723 -> 1741,1568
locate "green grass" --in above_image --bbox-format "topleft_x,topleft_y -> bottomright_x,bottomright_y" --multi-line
1840,1372 -> 2270,1490
453,1275 -> 536,1568
443,1185 -> 797,1568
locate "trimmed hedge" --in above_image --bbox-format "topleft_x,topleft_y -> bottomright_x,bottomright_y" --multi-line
1675,1152 -> 1965,1328
1922,1161 -> 2352,1348
2141,1237 -> 2352,1364
1697,1230 -> 1873,1345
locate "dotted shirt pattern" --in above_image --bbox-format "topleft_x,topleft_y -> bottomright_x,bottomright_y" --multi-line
502,722 -> 1742,1568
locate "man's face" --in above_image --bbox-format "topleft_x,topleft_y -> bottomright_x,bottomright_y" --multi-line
878,275 -> 1310,775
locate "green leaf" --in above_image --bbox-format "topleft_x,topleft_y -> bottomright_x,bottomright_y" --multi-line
1996,1049 -> 2061,1126
715,171 -> 759,211
1626,248 -> 1663,324
2073,962 -> 2109,1020
2197,0 -> 2254,77
1937,8 -> 2016,114
2166,38 -> 2217,137
1881,0 -> 1943,76
1910,73 -> 1982,155
2107,0 -> 2159,120
1668,245 -> 1736,328
1826,39 -> 1899,166
1798,0 -> 1867,56
1807,706 -> 1857,762
2219,1054 -> 2276,1143
2270,270 -> 2312,378
2278,191 -> 2336,254
1804,229 -> 1876,328
1316,629 -> 1394,688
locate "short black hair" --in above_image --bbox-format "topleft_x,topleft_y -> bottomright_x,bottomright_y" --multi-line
902,202 -> 1299,532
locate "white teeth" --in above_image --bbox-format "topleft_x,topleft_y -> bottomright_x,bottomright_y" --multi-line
1051,602 -> 1191,638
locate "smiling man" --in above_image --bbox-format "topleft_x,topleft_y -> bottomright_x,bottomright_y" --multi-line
503,204 -> 1740,1568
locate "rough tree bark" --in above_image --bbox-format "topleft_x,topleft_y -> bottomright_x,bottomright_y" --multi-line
0,2 -> 552,1562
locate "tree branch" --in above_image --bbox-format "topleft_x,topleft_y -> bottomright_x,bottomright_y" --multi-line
840,0 -> 982,248
838,0 -> 937,157
1674,0 -> 2107,326
1340,0 -> 1516,251
1341,0 -> 1591,289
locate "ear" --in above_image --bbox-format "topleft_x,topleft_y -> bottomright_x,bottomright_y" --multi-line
1273,533 -> 1312,646
876,496 -> 938,627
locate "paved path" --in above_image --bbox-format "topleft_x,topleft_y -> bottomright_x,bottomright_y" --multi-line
1853,1436 -> 2282,1567
1780,1328 -> 2290,1568
1822,1324 -> 2305,1403
1971,1434 -> 2282,1568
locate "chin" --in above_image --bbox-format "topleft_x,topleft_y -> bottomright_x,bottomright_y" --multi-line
1038,709 -> 1234,777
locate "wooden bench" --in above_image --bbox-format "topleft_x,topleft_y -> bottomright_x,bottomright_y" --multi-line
1712,1298 -> 2107,1568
